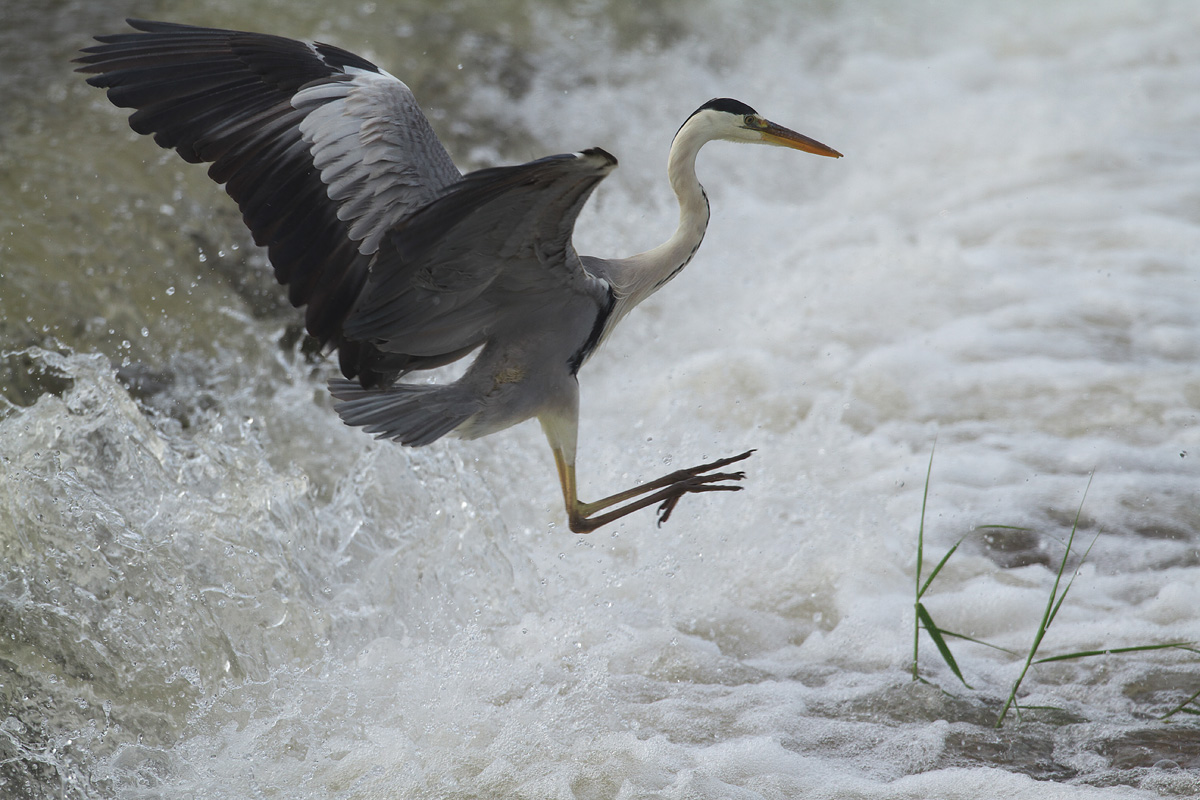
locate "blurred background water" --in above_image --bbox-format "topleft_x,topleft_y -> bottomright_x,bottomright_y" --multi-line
2,1 -> 1199,798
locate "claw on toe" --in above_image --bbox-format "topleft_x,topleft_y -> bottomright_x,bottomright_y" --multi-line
657,495 -> 683,526
686,449 -> 755,476
653,454 -> 754,527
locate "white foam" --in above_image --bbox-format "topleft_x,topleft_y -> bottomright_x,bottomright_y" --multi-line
7,2 -> 1200,797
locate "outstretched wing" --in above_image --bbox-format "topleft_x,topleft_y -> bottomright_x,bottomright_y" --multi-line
75,18 -> 461,353
346,148 -> 619,359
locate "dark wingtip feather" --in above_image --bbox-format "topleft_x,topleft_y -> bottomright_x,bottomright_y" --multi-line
76,17 -> 378,354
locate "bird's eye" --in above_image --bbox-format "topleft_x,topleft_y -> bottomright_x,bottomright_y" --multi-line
744,115 -> 763,129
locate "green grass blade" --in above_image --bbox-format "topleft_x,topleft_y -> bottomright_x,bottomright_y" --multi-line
917,602 -> 973,689
916,441 -> 936,593
1041,474 -> 1093,635
938,629 -> 1018,655
919,536 -> 966,600
1013,704 -> 1066,714
1043,529 -> 1078,632
1161,686 -> 1200,721
997,473 -> 1095,728
1034,641 -> 1196,664
1046,531 -> 1099,631
912,440 -> 937,682
997,648 -> 1036,728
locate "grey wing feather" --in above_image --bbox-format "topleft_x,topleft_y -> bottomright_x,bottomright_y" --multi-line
329,379 -> 479,446
345,148 -> 618,355
295,70 -> 461,255
75,19 -> 460,373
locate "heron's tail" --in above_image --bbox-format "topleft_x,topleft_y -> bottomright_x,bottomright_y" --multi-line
329,379 -> 478,446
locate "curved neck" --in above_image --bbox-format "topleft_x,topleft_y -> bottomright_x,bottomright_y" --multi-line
605,122 -> 713,312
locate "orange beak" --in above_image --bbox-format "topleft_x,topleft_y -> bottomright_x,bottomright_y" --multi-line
760,120 -> 843,158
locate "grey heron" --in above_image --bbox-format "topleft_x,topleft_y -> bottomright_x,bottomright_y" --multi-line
77,19 -> 841,533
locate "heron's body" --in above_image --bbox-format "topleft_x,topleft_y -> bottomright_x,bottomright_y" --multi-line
77,20 -> 841,532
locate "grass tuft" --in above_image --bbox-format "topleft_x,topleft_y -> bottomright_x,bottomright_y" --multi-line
908,448 -> 1197,726
910,442 -> 1004,688
995,473 -> 1096,727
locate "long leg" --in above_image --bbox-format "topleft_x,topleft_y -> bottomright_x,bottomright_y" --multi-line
539,402 -> 751,533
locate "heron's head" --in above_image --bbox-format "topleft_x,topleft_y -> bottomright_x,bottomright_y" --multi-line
679,97 -> 842,158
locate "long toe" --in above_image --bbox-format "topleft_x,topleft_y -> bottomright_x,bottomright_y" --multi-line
684,449 -> 755,476
682,470 -> 747,487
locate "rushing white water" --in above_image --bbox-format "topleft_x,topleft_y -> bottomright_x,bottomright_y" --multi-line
2,2 -> 1199,798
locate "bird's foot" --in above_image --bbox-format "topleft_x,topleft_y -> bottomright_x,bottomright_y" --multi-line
565,449 -> 756,533
655,449 -> 756,526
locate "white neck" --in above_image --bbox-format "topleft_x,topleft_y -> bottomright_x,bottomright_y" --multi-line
599,116 -> 715,319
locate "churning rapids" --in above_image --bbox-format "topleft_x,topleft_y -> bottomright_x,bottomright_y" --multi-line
2,2 -> 1199,798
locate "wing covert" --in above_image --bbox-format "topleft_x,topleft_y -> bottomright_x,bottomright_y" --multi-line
294,68 -> 461,255
344,148 -> 618,355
